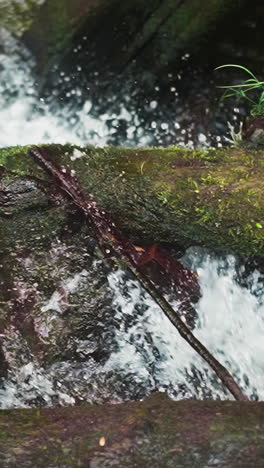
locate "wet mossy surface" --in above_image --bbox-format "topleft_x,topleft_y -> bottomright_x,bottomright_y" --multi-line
1,146 -> 264,464
1,144 -> 264,257
0,393 -> 264,467
1,142 -> 264,404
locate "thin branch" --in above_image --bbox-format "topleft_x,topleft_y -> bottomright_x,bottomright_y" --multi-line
127,261 -> 248,401
29,146 -> 249,401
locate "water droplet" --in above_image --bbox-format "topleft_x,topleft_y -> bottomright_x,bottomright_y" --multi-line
99,437 -> 106,447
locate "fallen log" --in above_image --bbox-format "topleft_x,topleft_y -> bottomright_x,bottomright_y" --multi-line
0,393 -> 263,467
1,144 -> 264,257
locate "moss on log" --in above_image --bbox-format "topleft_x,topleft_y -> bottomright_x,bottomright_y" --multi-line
0,393 -> 263,467
1,144 -> 264,257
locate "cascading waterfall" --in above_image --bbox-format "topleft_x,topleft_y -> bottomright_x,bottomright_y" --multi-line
0,33 -> 263,408
0,33 -> 121,147
0,47 -> 168,148
0,32 -> 227,149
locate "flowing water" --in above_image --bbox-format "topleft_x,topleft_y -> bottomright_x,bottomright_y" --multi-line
0,32 -> 263,408
1,249 -> 264,408
0,33 -> 111,147
0,31 -> 241,149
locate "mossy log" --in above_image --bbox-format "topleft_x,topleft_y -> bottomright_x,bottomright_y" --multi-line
0,393 -> 263,467
1,144 -> 264,257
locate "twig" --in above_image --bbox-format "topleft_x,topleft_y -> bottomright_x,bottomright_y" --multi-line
127,261 -> 248,401
29,146 -> 249,401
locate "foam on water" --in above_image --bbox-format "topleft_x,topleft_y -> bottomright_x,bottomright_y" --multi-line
0,51 -> 106,147
0,33 -> 153,147
107,250 -> 264,400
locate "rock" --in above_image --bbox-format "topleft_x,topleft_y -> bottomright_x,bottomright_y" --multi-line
244,117 -> 264,146
2,143 -> 264,257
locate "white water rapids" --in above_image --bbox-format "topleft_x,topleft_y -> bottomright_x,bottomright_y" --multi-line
0,33 -> 152,147
107,250 -> 264,401
0,34 -> 263,407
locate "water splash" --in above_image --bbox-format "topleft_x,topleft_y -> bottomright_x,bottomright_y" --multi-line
0,56 -> 108,147
0,31 -> 234,148
106,249 -> 264,401
0,33 -> 152,147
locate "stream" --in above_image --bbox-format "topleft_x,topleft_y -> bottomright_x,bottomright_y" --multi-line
0,31 -> 263,408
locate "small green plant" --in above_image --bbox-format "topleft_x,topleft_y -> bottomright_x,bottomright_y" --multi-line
215,64 -> 264,117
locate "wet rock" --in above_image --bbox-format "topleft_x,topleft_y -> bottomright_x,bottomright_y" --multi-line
1,146 -> 198,406
244,117 -> 264,146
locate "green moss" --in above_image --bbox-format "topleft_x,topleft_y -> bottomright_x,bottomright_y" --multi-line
2,143 -> 264,256
0,0 -> 39,35
0,395 -> 264,466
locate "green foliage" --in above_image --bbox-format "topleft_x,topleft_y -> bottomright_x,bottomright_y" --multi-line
215,64 -> 264,117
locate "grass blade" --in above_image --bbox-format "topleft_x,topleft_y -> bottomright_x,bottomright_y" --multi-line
215,64 -> 258,81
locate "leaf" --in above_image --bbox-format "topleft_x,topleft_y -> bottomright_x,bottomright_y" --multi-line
215,64 -> 258,81
217,83 -> 261,89
244,78 -> 259,84
221,92 -> 237,99
259,92 -> 264,104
